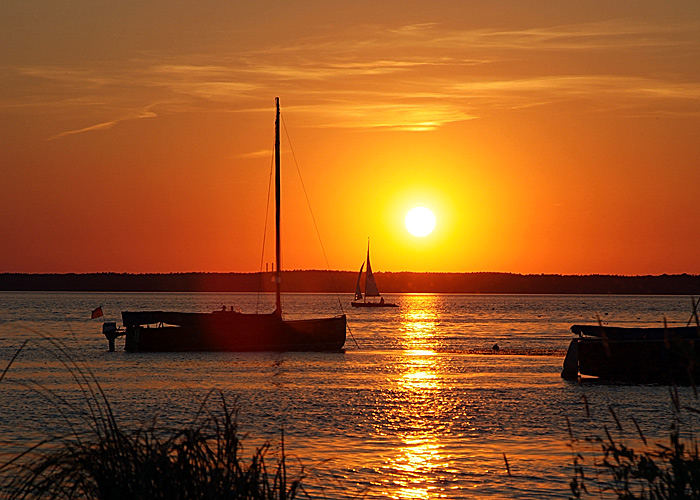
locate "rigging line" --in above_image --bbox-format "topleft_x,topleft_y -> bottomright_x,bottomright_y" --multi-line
281,115 -> 360,349
256,139 -> 276,314
346,321 -> 360,349
280,115 -> 343,306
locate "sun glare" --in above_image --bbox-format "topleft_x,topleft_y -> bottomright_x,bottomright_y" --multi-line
405,207 -> 436,237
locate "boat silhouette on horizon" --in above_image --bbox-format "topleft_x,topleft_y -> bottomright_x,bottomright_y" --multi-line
350,241 -> 397,308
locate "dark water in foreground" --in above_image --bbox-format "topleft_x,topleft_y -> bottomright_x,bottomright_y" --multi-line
0,292 -> 696,498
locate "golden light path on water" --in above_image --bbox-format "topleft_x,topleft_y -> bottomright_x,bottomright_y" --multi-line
379,295 -> 542,498
387,295 -> 447,499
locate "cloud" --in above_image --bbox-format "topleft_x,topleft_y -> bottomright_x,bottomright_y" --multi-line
286,101 -> 476,131
450,75 -> 700,111
6,18 -> 700,136
16,66 -> 118,87
386,19 -> 700,51
236,149 -> 273,159
47,106 -> 159,140
48,120 -> 117,140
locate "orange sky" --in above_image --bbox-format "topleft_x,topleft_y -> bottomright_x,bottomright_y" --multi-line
1,1 -> 699,274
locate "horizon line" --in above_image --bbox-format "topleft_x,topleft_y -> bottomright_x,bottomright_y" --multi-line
1,270 -> 698,278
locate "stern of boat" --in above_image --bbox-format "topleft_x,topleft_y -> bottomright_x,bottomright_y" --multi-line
284,314 -> 347,351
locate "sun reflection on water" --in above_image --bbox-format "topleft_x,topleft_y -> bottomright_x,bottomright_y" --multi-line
383,295 -> 455,498
391,434 -> 453,499
398,295 -> 441,350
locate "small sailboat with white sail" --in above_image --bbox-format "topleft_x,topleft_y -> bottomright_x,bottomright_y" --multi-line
351,241 -> 397,308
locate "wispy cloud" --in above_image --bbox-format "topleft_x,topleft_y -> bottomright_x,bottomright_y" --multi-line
236,149 -> 272,159
382,19 -> 700,51
450,75 -> 700,112
48,106 -> 158,140
286,101 -> 476,131
6,18 -> 700,137
48,120 -> 117,140
17,66 -> 118,87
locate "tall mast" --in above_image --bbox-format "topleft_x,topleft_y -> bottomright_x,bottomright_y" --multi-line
364,237 -> 369,303
274,97 -> 282,316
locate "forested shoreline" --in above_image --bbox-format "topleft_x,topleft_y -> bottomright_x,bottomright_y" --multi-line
1,271 -> 699,294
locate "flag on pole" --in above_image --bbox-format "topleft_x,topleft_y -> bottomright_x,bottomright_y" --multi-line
91,306 -> 104,319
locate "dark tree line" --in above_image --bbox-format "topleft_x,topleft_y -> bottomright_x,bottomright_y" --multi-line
1,271 -> 699,294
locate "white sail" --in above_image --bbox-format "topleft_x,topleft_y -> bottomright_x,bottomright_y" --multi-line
364,246 -> 381,297
354,262 -> 364,300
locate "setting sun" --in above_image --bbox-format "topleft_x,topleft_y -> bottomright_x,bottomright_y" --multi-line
405,207 -> 436,238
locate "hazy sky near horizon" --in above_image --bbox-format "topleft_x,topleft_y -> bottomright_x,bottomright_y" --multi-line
2,1 -> 699,274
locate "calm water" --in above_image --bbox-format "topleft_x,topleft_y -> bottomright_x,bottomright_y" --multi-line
0,292 -> 696,498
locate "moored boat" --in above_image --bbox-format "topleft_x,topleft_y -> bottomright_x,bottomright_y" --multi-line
120,310 -> 346,352
561,324 -> 700,383
105,98 -> 346,352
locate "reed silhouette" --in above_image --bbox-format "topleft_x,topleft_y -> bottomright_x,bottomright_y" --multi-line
0,335 -> 305,499
569,392 -> 700,499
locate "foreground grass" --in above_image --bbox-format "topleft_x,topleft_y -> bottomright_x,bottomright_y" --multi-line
0,339 -> 304,499
569,389 -> 700,499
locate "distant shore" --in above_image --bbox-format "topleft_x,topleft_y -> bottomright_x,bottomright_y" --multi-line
1,271 -> 699,295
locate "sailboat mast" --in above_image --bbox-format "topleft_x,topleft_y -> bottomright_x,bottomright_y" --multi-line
364,238 -> 369,303
274,97 -> 282,316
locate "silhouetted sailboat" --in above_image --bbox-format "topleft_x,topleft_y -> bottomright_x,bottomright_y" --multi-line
110,98 -> 346,352
351,241 -> 397,308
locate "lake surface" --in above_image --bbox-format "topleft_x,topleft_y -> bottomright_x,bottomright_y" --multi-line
0,292 -> 697,498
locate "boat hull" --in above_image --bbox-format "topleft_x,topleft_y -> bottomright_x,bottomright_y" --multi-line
562,325 -> 700,383
122,311 -> 346,352
571,324 -> 698,340
350,302 -> 397,308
